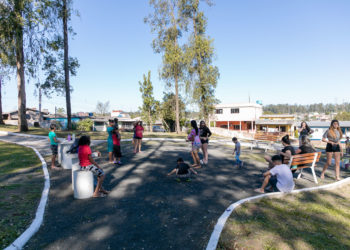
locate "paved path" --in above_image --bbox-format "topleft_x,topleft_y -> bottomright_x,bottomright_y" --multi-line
1,134 -> 349,250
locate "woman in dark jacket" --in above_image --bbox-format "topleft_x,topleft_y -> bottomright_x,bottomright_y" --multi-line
199,121 -> 212,165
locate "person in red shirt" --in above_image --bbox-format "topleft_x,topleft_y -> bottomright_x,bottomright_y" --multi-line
134,121 -> 144,153
112,128 -> 122,165
78,135 -> 108,197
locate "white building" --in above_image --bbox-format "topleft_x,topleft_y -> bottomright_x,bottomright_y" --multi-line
210,103 -> 263,132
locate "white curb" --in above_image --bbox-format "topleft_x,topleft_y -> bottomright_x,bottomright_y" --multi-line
0,138 -> 50,250
206,177 -> 350,250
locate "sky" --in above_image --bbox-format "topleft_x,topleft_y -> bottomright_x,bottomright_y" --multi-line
2,0 -> 350,113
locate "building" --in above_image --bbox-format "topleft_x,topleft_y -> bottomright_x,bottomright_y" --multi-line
307,121 -> 350,141
210,103 -> 263,132
92,117 -> 141,132
2,108 -> 49,127
255,114 -> 296,135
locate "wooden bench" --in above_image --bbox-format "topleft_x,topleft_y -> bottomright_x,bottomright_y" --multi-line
287,152 -> 321,184
252,132 -> 285,152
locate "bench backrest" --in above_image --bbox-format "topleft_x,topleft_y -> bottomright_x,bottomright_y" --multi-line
290,152 -> 321,166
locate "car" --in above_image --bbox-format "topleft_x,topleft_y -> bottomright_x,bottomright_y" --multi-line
153,125 -> 166,132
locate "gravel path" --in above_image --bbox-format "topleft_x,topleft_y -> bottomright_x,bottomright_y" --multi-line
1,134 -> 348,250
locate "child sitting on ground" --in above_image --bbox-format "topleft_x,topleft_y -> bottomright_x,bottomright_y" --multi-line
78,135 -> 109,197
167,158 -> 198,182
112,127 -> 122,165
255,155 -> 295,193
232,137 -> 243,167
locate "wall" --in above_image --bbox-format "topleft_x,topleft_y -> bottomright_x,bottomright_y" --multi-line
212,106 -> 262,122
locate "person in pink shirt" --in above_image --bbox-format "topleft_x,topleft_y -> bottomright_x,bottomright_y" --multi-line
134,121 -> 144,153
78,135 -> 108,197
187,120 -> 202,168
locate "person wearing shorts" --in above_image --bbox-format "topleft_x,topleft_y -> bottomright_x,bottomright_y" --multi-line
134,121 -> 144,153
48,124 -> 59,170
187,120 -> 201,168
112,129 -> 122,165
320,120 -> 343,181
78,135 -> 108,197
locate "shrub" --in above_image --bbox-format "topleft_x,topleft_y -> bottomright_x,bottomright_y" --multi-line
77,119 -> 93,131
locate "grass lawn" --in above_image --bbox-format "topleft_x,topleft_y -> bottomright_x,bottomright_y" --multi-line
218,184 -> 350,250
0,141 -> 43,249
0,124 -> 189,140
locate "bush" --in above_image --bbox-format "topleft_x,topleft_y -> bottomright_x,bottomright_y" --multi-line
77,119 -> 93,131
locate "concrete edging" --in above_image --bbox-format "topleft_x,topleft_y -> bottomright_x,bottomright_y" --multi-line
0,138 -> 50,250
206,177 -> 350,250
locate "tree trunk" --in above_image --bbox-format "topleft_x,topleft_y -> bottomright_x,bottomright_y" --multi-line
38,86 -> 42,123
15,0 -> 28,132
63,0 -> 72,130
175,76 -> 180,134
148,110 -> 152,132
0,76 -> 4,125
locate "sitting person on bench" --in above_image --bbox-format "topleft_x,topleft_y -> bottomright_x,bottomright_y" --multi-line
78,135 -> 109,197
167,157 -> 198,182
264,135 -> 295,169
255,155 -> 295,193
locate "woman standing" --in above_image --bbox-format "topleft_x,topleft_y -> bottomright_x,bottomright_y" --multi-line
199,121 -> 212,165
134,121 -> 144,153
107,119 -> 115,163
320,120 -> 343,181
298,121 -> 314,145
187,120 -> 201,168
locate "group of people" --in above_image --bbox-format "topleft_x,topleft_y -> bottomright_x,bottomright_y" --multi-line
255,119 -> 348,193
47,118 -> 349,197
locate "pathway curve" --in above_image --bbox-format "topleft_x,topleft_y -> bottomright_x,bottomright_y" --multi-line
1,133 -> 348,250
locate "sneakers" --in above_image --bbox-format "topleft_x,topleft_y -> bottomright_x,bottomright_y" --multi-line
200,160 -> 204,165
117,161 -> 122,165
175,178 -> 181,182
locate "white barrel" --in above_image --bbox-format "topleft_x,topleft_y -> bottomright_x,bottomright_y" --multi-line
62,153 -> 78,169
73,170 -> 94,199
72,162 -> 81,190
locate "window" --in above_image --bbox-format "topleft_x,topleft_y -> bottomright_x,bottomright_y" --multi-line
231,108 -> 239,114
233,125 -> 240,130
216,109 -> 223,114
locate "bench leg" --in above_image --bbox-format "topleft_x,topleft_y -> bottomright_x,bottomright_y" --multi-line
297,168 -> 303,179
311,166 -> 318,184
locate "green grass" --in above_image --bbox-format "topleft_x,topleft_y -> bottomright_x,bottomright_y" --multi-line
218,184 -> 350,250
0,141 -> 43,249
0,124 -> 189,140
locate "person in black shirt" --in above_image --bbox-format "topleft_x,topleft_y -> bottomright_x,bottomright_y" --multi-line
167,158 -> 198,182
199,121 -> 212,165
298,121 -> 314,146
264,135 -> 295,169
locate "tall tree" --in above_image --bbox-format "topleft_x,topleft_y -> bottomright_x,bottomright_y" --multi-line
0,75 -> 4,125
0,0 -> 58,131
139,71 -> 158,131
95,101 -> 110,116
160,92 -> 185,132
182,0 -> 219,122
146,0 -> 188,133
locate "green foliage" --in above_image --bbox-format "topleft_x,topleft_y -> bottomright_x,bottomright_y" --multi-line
139,71 -> 159,131
335,111 -> 350,121
56,107 -> 65,114
182,0 -> 219,121
160,92 -> 185,132
263,103 -> 350,114
77,118 -> 93,131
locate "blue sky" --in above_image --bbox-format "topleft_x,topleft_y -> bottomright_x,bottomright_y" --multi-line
2,0 -> 350,113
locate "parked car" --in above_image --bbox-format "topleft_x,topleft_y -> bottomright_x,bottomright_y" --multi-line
153,125 -> 166,132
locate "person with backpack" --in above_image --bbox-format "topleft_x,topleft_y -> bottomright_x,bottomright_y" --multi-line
187,120 -> 202,168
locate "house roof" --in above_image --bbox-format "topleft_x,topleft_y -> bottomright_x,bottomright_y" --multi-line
215,102 -> 262,109
3,108 -> 49,115
308,121 -> 350,128
256,119 -> 296,125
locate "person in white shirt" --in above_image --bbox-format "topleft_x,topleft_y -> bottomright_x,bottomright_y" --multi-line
255,155 -> 295,193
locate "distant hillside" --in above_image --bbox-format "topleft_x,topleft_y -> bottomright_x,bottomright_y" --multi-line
263,103 -> 350,114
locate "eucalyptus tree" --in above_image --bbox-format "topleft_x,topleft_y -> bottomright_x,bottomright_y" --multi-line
145,0 -> 189,133
139,71 -> 159,131
182,0 -> 219,122
0,0 -> 59,131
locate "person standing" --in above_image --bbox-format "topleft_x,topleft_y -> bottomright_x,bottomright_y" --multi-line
232,137 -> 242,167
48,124 -> 59,170
320,120 -> 343,181
187,120 -> 202,168
199,121 -> 212,165
134,121 -> 144,153
345,136 -> 350,155
107,119 -> 115,163
298,121 -> 314,146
